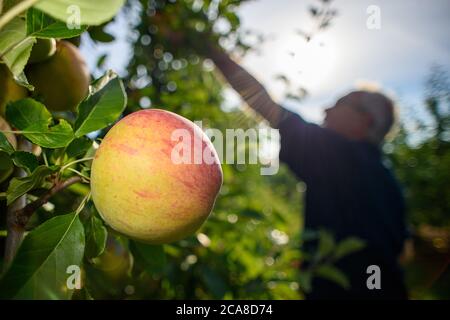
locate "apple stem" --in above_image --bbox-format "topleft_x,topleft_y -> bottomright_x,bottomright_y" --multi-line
67,167 -> 91,182
60,157 -> 95,173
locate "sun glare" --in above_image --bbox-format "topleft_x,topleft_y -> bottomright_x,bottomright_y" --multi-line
274,33 -> 338,93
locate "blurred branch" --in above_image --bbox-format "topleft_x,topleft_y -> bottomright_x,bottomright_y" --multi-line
296,0 -> 337,42
3,137 -> 32,272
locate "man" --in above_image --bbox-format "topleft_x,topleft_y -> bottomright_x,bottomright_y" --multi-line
200,42 -> 408,299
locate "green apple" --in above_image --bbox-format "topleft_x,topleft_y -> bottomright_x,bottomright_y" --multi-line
90,109 -> 223,244
26,40 -> 90,111
93,237 -> 132,281
28,38 -> 57,64
0,64 -> 28,117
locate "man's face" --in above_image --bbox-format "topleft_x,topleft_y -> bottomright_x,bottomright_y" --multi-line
323,92 -> 373,141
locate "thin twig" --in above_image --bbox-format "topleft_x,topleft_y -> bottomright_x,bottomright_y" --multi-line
75,192 -> 91,215
67,167 -> 91,181
60,157 -> 95,173
14,176 -> 84,227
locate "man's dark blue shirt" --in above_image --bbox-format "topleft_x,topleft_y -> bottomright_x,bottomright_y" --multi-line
278,111 -> 408,299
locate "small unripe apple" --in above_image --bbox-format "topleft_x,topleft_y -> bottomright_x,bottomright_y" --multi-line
25,40 -> 90,111
0,64 -> 28,117
93,237 -> 132,281
28,38 -> 57,64
90,109 -> 223,244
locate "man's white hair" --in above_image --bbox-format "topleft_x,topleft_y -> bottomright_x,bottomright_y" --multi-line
356,90 -> 395,145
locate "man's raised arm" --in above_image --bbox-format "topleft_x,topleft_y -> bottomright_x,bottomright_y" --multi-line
201,42 -> 329,182
205,44 -> 286,128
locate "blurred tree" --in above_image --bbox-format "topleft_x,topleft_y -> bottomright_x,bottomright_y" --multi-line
388,65 -> 450,227
386,65 -> 450,299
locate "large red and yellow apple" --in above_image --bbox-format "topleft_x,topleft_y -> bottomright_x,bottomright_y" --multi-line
90,109 -> 223,244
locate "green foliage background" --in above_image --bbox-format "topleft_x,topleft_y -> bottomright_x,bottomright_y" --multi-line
0,0 -> 448,300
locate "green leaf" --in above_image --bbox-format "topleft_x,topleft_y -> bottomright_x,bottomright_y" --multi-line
199,266 -> 228,299
66,137 -> 93,159
88,26 -> 115,43
6,98 -> 51,129
333,237 -> 366,261
96,54 -> 108,69
0,151 -> 14,183
0,151 -> 14,170
0,18 -> 35,88
22,119 -> 74,148
6,99 -> 74,148
34,0 -> 125,26
298,271 -> 312,293
316,229 -> 335,260
27,8 -> 88,39
74,70 -> 127,137
0,132 -> 15,154
11,151 -> 39,173
6,165 -> 58,205
130,241 -> 166,274
301,229 -> 319,242
315,265 -> 350,290
241,208 -> 264,220
84,214 -> 107,259
0,213 -> 85,299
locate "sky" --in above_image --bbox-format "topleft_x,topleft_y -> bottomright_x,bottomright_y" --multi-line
234,0 -> 450,123
81,0 -> 450,125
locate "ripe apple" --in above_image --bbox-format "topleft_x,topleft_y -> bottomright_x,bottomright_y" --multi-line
0,116 -> 17,183
90,109 -> 223,244
25,40 -> 90,111
0,64 -> 28,117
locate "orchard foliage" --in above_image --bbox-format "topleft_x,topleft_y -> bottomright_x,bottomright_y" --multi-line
0,0 -> 128,299
385,65 -> 450,299
0,0 -> 446,300
0,0 -> 362,300
388,65 -> 450,228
